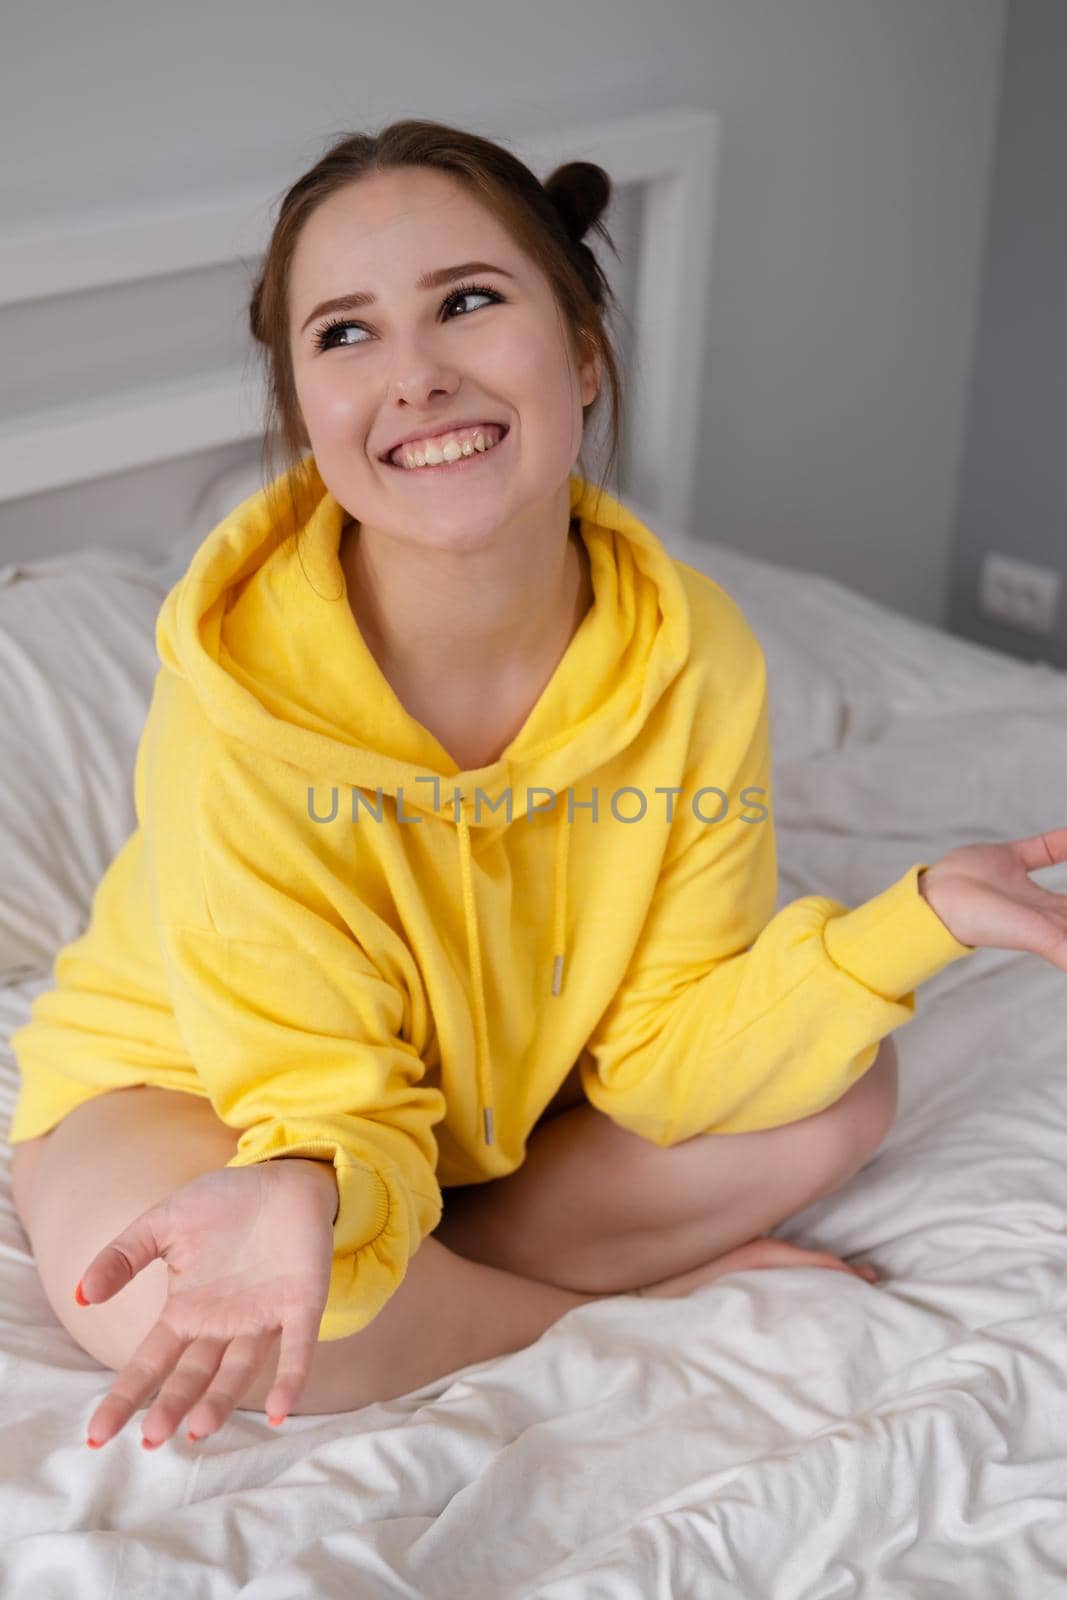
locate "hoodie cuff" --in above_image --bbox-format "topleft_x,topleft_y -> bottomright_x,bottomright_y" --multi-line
822,862 -> 976,1001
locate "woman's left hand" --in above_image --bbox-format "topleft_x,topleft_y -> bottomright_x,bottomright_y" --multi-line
919,826 -> 1067,973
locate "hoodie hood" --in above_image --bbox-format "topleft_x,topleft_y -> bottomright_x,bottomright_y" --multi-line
156,458 -> 692,1145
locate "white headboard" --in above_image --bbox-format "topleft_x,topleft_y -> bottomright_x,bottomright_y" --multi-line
0,107 -> 719,564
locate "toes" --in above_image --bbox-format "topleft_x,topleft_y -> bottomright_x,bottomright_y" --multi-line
749,1239 -> 880,1281
821,1258 -> 878,1282
814,1256 -> 878,1281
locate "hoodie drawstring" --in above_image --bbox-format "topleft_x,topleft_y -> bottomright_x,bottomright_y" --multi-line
455,805 -> 571,1147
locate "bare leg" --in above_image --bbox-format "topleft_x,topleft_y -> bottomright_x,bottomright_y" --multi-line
12,1088 -> 607,1433
236,1235 -> 605,1419
436,1038 -> 899,1295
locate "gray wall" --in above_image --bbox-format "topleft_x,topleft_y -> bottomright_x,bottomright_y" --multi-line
949,0 -> 1067,668
2,0 -> 1008,634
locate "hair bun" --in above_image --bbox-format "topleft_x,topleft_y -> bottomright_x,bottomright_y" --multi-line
543,161 -> 612,247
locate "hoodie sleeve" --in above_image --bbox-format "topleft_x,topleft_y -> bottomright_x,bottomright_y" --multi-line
580,625 -> 976,1147
162,916 -> 448,1342
126,663 -> 449,1343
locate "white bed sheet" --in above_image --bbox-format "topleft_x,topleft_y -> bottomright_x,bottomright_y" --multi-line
1,518 -> 1066,1599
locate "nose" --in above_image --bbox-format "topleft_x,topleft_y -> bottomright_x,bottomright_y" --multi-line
388,339 -> 461,407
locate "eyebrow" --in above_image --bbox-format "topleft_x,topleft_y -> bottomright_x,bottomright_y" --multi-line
299,260 -> 517,335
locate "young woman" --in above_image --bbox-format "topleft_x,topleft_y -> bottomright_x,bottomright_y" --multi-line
8,120 -> 1066,1455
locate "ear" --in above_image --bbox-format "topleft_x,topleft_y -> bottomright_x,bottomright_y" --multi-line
579,342 -> 603,408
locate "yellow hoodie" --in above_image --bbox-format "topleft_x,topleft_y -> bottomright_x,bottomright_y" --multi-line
8,463 -> 975,1340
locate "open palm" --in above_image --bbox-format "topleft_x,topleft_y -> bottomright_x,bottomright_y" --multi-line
921,825 -> 1067,971
79,1160 -> 334,1449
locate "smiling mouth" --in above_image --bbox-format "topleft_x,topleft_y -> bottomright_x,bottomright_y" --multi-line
383,427 -> 510,472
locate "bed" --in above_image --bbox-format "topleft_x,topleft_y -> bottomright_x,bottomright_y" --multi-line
3,106 -> 1066,1599
1,457 -> 1066,1596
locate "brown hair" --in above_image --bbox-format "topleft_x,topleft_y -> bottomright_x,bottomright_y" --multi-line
247,118 -> 627,548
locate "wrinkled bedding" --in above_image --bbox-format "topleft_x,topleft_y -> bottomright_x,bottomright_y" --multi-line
1,515 -> 1065,1598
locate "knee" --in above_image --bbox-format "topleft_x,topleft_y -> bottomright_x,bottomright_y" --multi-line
39,1210 -> 171,1375
17,1088 -> 240,1374
10,1134 -> 49,1234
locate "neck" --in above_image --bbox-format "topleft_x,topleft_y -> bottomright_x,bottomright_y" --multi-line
340,504 -> 592,708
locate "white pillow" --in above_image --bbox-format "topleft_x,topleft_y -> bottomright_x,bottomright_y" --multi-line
149,459 -> 271,587
629,498 -> 1061,769
0,460 -> 291,982
0,460 -> 280,981
0,550 -> 169,980
624,498 -> 854,767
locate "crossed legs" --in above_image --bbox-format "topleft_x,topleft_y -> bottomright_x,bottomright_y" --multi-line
10,1036 -> 897,1429
10,1089 -> 598,1429
434,1036 -> 899,1293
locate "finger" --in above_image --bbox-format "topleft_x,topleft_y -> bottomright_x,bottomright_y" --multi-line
141,1335 -> 228,1448
264,1304 -> 322,1423
86,1319 -> 186,1448
184,1328 -> 279,1439
79,1208 -> 164,1306
1014,827 -> 1067,874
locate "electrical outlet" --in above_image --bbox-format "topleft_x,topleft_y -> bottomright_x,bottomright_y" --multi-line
978,552 -> 1062,634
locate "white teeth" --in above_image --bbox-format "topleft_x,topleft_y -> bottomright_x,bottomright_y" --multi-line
393,426 -> 504,469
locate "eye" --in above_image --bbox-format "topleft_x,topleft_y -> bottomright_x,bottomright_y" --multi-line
311,281 -> 504,352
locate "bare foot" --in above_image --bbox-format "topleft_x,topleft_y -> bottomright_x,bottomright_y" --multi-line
634,1235 -> 880,1299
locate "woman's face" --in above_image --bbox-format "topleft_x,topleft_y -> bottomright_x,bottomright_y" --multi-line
287,166 -> 601,554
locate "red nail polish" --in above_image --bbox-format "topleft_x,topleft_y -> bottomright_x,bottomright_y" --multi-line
86,1437 -> 104,1449
188,1431 -> 201,1442
267,1414 -> 286,1427
75,1280 -> 89,1307
142,1437 -> 161,1450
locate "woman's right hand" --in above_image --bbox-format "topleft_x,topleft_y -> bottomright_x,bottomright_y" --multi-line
77,1159 -> 336,1450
